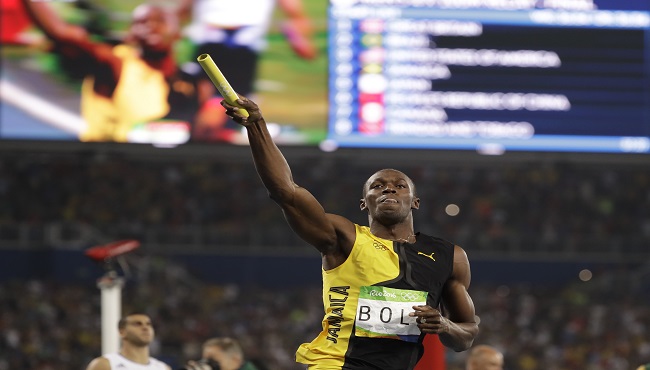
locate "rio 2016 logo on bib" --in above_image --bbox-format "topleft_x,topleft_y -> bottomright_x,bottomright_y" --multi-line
354,286 -> 427,342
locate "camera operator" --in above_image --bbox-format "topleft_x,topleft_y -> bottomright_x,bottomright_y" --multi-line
182,337 -> 260,370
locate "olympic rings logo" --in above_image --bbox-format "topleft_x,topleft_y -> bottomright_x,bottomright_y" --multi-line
373,241 -> 389,251
401,292 -> 420,301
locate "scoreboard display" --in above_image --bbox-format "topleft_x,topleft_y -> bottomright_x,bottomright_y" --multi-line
326,0 -> 650,153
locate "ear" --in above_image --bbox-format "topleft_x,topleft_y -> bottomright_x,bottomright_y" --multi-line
360,198 -> 367,211
411,197 -> 420,210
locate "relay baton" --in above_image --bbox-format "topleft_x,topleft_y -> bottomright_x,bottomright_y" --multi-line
197,53 -> 249,117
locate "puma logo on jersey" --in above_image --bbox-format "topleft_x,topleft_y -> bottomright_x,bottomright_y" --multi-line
417,251 -> 436,261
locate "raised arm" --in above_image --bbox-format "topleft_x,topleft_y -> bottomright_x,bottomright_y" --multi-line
438,246 -> 479,351
21,0 -> 115,65
222,97 -> 355,265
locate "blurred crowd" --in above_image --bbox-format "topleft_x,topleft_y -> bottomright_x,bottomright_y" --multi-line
1,257 -> 649,370
1,152 -> 649,369
4,2 -> 650,368
0,153 -> 649,255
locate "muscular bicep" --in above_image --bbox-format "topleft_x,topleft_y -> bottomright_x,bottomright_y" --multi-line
280,186 -> 355,256
441,246 -> 476,323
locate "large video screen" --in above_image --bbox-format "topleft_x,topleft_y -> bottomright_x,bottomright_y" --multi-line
326,0 -> 650,153
0,0 -> 328,146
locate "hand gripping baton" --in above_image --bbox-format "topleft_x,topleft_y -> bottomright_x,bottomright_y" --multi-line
197,53 -> 249,117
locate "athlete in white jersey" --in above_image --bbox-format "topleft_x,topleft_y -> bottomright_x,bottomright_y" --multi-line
102,353 -> 169,370
85,314 -> 171,370
183,0 -> 276,52
178,0 -> 315,54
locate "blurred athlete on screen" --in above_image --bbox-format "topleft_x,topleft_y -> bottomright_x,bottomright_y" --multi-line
85,313 -> 171,370
176,0 -> 317,141
220,95 -> 479,370
20,0 -> 224,143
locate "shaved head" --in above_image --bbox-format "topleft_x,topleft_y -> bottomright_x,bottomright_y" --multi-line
466,345 -> 504,370
362,169 -> 417,198
128,3 -> 179,54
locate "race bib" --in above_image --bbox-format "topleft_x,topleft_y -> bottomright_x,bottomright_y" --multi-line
354,286 -> 427,342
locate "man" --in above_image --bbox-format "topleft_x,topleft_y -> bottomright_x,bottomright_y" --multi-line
177,0 -> 316,94
466,345 -> 504,370
20,0 -> 221,143
184,337 -> 259,370
220,96 -> 479,369
176,0 -> 316,141
86,313 -> 171,370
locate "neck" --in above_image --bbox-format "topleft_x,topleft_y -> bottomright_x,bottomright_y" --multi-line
142,50 -> 176,77
369,221 -> 415,243
393,233 -> 416,243
120,343 -> 150,365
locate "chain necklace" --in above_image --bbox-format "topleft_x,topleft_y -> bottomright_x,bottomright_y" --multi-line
394,234 -> 416,244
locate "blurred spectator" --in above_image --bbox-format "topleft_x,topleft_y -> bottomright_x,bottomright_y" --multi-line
465,344 -> 503,370
184,337 -> 261,370
0,154 -> 648,257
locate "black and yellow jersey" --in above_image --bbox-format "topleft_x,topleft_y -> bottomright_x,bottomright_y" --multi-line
296,224 -> 455,370
80,45 -> 199,142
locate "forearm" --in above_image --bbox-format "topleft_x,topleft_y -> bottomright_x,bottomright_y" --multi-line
21,0 -> 69,40
438,320 -> 478,352
245,119 -> 297,202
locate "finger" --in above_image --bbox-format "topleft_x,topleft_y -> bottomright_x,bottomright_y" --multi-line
231,112 -> 249,123
220,99 -> 236,109
222,108 -> 240,120
235,97 -> 259,111
409,307 -> 428,319
235,93 -> 253,104
221,96 -> 254,119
